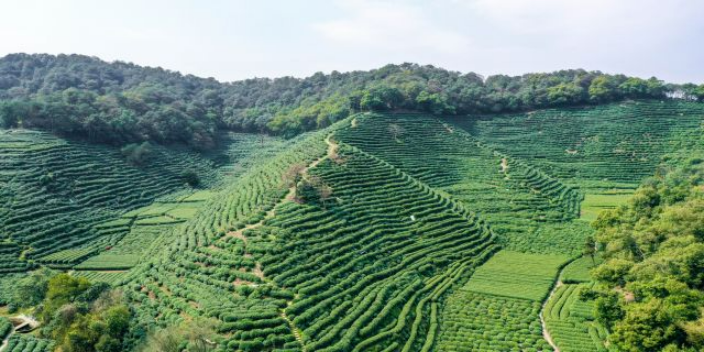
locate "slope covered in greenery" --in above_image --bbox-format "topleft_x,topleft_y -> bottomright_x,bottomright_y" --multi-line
449,101 -> 704,191
0,91 -> 703,352
338,112 -> 586,255
0,130 -> 284,272
589,161 -> 704,352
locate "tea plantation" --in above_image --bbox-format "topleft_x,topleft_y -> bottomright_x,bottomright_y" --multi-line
0,100 -> 703,351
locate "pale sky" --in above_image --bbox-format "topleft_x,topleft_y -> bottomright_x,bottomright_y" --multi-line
1,0 -> 702,83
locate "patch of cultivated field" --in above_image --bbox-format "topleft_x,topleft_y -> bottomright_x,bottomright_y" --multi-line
2,100 -> 702,351
464,251 -> 568,301
580,192 -> 632,222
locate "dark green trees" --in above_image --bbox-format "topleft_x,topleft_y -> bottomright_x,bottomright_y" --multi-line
591,163 -> 704,351
0,54 -> 699,144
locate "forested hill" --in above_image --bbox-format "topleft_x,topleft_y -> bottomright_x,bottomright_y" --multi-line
1,53 -> 704,149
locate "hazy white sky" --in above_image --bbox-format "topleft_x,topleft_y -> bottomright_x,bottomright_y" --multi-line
1,0 -> 702,83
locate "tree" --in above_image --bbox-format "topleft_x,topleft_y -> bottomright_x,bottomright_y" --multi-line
594,292 -> 624,330
181,170 -> 201,187
590,163 -> 704,351
388,123 -> 405,142
136,319 -> 217,352
588,76 -> 617,102
183,319 -> 218,352
359,90 -> 385,111
103,306 -> 131,338
8,268 -> 54,312
95,335 -> 122,352
0,101 -> 24,128
64,315 -> 101,352
43,274 -> 92,322
136,326 -> 181,352
0,54 -> 690,143
618,77 -> 665,99
416,90 -> 454,114
695,84 -> 704,102
319,183 -> 334,209
282,163 -> 306,199
584,236 -> 597,265
298,175 -> 334,207
121,142 -> 154,166
546,83 -> 585,105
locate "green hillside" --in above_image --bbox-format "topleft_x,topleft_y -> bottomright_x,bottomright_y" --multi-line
0,130 -> 284,272
0,98 -> 703,351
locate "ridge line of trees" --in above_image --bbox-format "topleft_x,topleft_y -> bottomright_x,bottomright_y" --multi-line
1,53 -> 703,148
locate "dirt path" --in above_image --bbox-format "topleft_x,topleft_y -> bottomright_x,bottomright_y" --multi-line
223,134 -> 337,352
0,334 -> 9,352
500,158 -> 509,173
281,301 -> 306,352
539,257 -> 580,352
438,120 -> 454,134
540,280 -> 562,352
0,314 -> 40,352
276,135 -> 337,352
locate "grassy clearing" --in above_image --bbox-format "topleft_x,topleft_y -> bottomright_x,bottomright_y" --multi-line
75,254 -> 141,270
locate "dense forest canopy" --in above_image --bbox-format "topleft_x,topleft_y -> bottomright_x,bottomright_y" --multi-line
591,161 -> 704,352
1,53 -> 703,149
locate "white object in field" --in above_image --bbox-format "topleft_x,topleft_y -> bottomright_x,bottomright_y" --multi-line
410,215 -> 416,221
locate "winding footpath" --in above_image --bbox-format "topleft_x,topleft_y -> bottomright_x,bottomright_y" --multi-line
540,279 -> 562,352
540,257 -> 580,352
0,315 -> 40,352
225,134 -> 339,352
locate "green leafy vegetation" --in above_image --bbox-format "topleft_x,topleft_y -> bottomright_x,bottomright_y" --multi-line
0,130 -> 283,273
561,256 -> 602,284
437,290 -> 551,352
338,113 -> 587,255
1,54 -> 702,144
590,162 -> 704,352
0,316 -> 11,338
4,335 -> 54,352
464,251 -> 568,301
544,283 -> 608,352
0,130 -> 217,263
0,57 -> 703,352
0,270 -> 134,352
581,193 -> 633,222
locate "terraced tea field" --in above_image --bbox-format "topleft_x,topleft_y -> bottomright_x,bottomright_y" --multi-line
1,100 -> 703,351
543,258 -> 607,352
447,100 -> 704,191
437,290 -> 549,351
118,127 -> 337,351
3,335 -> 54,352
263,145 -> 498,351
337,113 -> 586,255
579,192 -> 632,222
463,251 -> 568,301
0,130 -> 284,273
0,130 -> 216,261
73,191 -> 210,271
